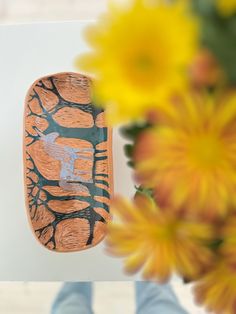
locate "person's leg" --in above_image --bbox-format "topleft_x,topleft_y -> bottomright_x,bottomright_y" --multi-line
135,281 -> 188,314
51,282 -> 93,314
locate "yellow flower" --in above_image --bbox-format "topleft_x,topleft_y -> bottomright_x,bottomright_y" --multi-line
76,0 -> 198,124
106,195 -> 214,282
194,260 -> 236,314
135,91 -> 236,219
217,0 -> 236,17
220,215 -> 236,261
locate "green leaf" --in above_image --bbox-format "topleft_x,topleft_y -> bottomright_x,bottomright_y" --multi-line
124,144 -> 134,158
192,0 -> 216,17
192,0 -> 236,84
208,238 -> 224,251
135,185 -> 154,199
127,160 -> 135,168
120,122 -> 151,141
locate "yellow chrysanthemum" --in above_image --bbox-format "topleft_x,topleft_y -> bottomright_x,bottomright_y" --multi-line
106,195 -> 214,282
217,0 -> 236,17
220,215 -> 236,261
135,92 -> 236,219
194,260 -> 236,314
76,0 -> 198,124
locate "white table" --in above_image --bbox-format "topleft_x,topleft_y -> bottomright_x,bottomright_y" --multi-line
0,21 -> 209,314
0,21 -> 136,281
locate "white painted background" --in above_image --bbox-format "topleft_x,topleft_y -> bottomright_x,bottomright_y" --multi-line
0,21 -> 136,282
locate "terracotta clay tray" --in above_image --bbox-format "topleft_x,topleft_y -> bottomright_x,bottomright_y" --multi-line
23,72 -> 113,252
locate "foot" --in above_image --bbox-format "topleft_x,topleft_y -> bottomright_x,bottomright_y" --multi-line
51,282 -> 93,314
135,281 -> 187,314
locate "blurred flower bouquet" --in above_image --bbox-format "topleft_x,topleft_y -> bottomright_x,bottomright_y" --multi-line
76,0 -> 236,313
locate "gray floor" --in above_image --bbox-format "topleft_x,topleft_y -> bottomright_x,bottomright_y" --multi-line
0,281 -> 209,313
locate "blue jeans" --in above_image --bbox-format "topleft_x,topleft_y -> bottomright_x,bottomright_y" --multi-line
51,282 -> 188,314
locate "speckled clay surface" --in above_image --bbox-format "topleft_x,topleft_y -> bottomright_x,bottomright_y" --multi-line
24,72 -> 113,252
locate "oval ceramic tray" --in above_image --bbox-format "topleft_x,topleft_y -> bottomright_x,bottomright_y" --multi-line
23,72 -> 113,252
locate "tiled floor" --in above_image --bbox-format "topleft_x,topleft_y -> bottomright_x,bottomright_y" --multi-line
0,281 -> 209,314
0,1 -> 209,313
0,0 -> 109,23
0,282 -> 134,314
0,282 -> 59,314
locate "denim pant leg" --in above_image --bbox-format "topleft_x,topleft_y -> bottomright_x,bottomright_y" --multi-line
135,281 -> 188,314
51,282 -> 93,314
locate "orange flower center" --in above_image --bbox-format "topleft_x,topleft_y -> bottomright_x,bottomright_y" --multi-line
153,221 -> 178,241
189,134 -> 222,169
121,40 -> 169,90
